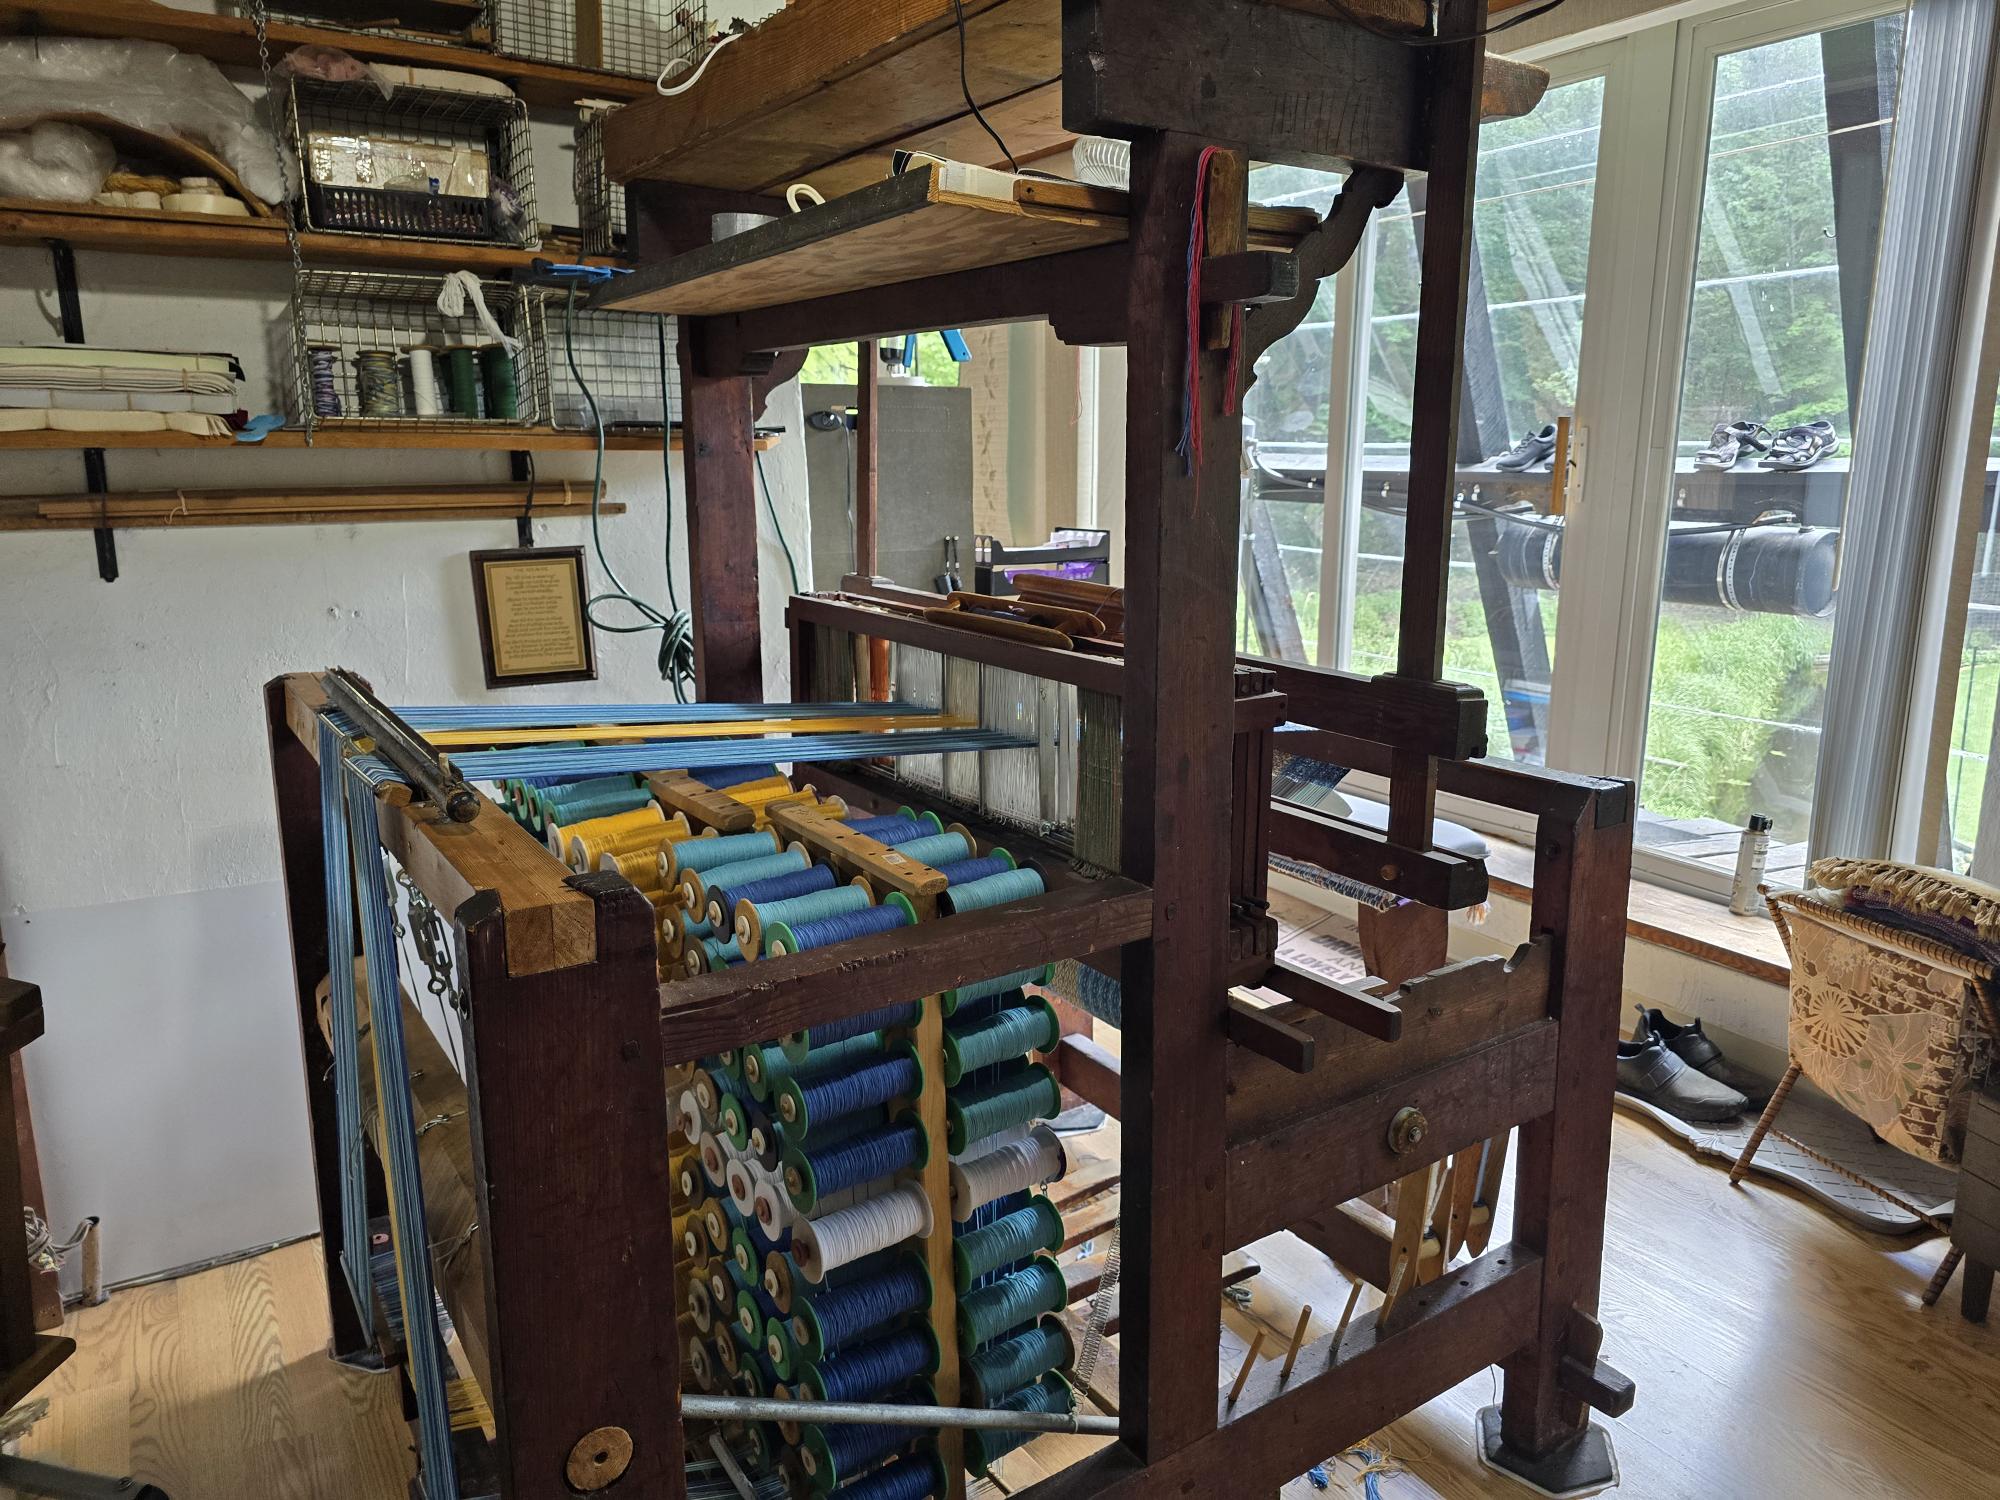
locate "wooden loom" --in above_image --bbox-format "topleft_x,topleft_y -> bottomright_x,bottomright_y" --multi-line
264,2 -> 1637,1497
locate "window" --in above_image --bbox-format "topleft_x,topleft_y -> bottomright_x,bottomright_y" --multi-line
1942,399 -> 2000,874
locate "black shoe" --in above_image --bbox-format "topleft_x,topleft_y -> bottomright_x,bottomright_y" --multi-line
1638,1005 -> 1770,1109
1616,1031 -> 1748,1123
1491,423 -> 1557,471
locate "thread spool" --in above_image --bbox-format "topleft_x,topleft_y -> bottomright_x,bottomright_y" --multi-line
965,1374 -> 1075,1477
781,1120 -> 927,1214
662,829 -> 780,883
847,812 -> 943,844
947,1064 -> 1062,1156
942,998 -> 1062,1086
547,793 -> 655,848
522,773 -> 626,832
553,801 -> 664,859
354,349 -> 401,417
718,1095 -> 752,1152
445,345 -> 481,416
687,1332 -> 719,1391
941,965 -> 1057,1016
764,1315 -> 801,1379
729,864 -> 840,945
767,894 -> 916,959
306,345 -> 342,416
689,935 -> 746,975
726,1158 -> 761,1219
764,1250 -> 797,1315
952,1194 -> 1063,1292
688,1273 -> 716,1334
950,1124 -> 1067,1222
958,1254 -> 1067,1350
939,865 -> 1046,917
936,854 -> 1018,889
777,1046 -> 923,1138
797,1394 -> 930,1494
781,1000 -> 922,1064
883,832 -> 973,869
682,845 -> 809,918
964,1316 -> 1073,1407
791,1180 -> 935,1283
741,881 -> 874,962
675,1153 -> 708,1209
740,1043 -> 794,1105
707,1260 -> 734,1315
802,1324 -> 940,1403
834,1446 -> 943,1500
604,847 -> 669,889
535,778 -> 646,834
787,1251 -> 932,1366
673,1089 -> 704,1142
735,1283 -> 783,1349
700,1200 -> 732,1255
405,344 -> 441,416
478,343 -> 519,420
752,1178 -> 795,1240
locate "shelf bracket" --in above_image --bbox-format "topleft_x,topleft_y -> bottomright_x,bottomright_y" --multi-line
511,451 -> 535,546
47,239 -> 117,582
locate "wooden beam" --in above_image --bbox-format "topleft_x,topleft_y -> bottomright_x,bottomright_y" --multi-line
678,338 -> 764,702
1046,1034 -> 1122,1118
856,340 -> 879,576
1251,657 -> 1489,761
0,484 -> 613,533
1270,802 -> 1488,910
1225,995 -> 1318,1072
785,594 -> 1125,696
1255,959 -> 1404,1042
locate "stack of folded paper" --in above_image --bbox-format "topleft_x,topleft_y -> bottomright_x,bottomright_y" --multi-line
0,345 -> 243,436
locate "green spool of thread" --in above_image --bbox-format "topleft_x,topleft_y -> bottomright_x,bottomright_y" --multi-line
733,1286 -> 768,1346
965,1374 -> 1074,1477
942,997 -> 1061,1086
715,1047 -> 743,1079
958,1254 -> 1066,1350
478,343 -> 519,420
952,1194 -> 1062,1292
947,1062 -> 1062,1155
942,864 -> 1046,916
940,963 -> 1056,1017
719,1094 -> 750,1151
729,1225 -> 760,1284
763,1314 -> 799,1380
890,832 -> 972,869
733,1355 -> 766,1400
774,1033 -> 888,1128
788,1250 -> 932,1366
445,345 -> 481,417
743,1042 -> 794,1105
965,1316 -> 1073,1408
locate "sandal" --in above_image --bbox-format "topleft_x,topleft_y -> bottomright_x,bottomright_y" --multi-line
1694,419 -> 1772,470
1758,419 -> 1838,471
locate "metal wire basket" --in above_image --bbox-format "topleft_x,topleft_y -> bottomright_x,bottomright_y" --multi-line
575,110 -> 626,256
494,0 -> 705,80
286,77 -> 538,248
529,289 -> 679,432
288,269 -> 546,431
232,1 -> 495,48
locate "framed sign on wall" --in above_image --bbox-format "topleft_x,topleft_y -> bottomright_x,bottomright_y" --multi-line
469,546 -> 597,689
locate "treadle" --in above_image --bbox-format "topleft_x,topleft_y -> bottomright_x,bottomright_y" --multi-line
1475,1407 -> 1620,1499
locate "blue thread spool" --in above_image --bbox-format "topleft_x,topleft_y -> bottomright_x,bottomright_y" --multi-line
776,1044 -> 923,1136
936,854 -> 1018,888
942,998 -> 1062,1086
947,1063 -> 1062,1155
799,1397 -> 927,1494
958,1255 -> 1066,1348
888,832 -> 973,869
684,845 -> 809,918
767,892 -> 917,959
696,762 -> 782,790
740,880 -> 874,960
802,1323 -> 940,1403
965,1316 -> 1074,1407
689,934 -> 746,975
939,865 -> 1046,917
726,863 -> 839,940
830,1447 -> 944,1500
788,1251 -> 932,1365
662,829 -> 781,882
965,1374 -> 1075,1476
940,964 -> 1057,1017
847,812 -> 941,844
782,1000 -> 921,1063
780,1117 -> 928,1213
952,1194 -> 1063,1291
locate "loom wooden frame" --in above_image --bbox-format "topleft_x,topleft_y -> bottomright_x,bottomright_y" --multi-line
263,2 -> 1635,1496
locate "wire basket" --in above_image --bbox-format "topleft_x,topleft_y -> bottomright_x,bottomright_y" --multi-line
494,0 -> 704,79
286,77 -> 538,247
575,110 -> 626,256
529,289 -> 679,432
289,269 -> 546,431
232,1 -> 494,48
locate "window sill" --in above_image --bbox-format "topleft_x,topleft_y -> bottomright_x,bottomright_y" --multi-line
1482,834 -> 1790,987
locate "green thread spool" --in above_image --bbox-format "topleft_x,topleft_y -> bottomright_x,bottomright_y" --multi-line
715,1047 -> 743,1079
743,1042 -> 794,1105
763,1250 -> 797,1315
764,1315 -> 800,1380
478,343 -> 518,420
729,1225 -> 760,1284
718,1094 -> 750,1150
941,864 -> 1046,916
965,1316 -> 1073,1408
941,963 -> 1056,1017
724,1250 -> 755,1298
774,1034 -> 888,1128
445,345 -> 481,416
888,831 -> 972,869
733,1286 -> 768,1347
947,1063 -> 1062,1155
733,1356 -> 766,1399
942,997 -> 1061,1086
952,1194 -> 1062,1292
766,891 -> 916,963
788,1251 -> 933,1366
966,1374 -> 1074,1477
957,1254 -> 1065,1349
747,885 -> 873,969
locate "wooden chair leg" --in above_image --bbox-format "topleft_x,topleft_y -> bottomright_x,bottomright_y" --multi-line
1922,1245 -> 1963,1308
1728,1060 -> 1803,1186
1961,1258 -> 1993,1322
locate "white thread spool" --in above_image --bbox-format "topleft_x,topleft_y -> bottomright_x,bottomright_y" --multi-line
950,1122 -> 1032,1164
791,1180 -> 934,1283
674,1089 -> 705,1142
950,1123 -> 1066,1222
725,1158 -> 759,1218
752,1179 -> 794,1238
406,345 -> 441,416
699,1132 -> 733,1186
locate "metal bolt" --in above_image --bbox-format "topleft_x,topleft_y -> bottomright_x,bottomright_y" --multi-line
1387,1105 -> 1428,1155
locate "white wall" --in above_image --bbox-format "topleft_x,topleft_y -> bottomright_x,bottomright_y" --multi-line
0,70 -> 812,1284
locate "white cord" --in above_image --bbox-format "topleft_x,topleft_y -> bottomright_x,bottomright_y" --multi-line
435,271 -> 519,354
657,28 -> 741,95
785,182 -> 825,212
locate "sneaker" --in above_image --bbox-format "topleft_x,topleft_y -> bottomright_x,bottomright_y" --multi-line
1637,1006 -> 1770,1109
1491,423 -> 1557,471
1616,1033 -> 1748,1123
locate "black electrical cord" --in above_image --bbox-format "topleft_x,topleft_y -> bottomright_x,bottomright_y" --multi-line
1320,0 -> 1569,46
951,0 -> 1018,170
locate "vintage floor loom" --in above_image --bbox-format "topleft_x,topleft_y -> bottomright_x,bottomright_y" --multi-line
263,4 -> 1635,1497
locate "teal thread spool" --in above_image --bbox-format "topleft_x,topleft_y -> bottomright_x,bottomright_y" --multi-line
663,828 -> 779,882
946,1063 -> 1062,1155
888,831 -> 972,869
773,1034 -> 887,1128
942,997 -> 1061,1086
715,1047 -> 742,1079
964,1316 -> 1073,1407
957,1254 -> 1066,1349
477,343 -> 519,420
952,1194 -> 1063,1292
444,345 -> 481,416
742,1042 -> 794,1104
966,1374 -> 1075,1476
941,963 -> 1056,1017
686,845 -> 809,920
747,883 -> 873,967
764,1314 -> 800,1380
940,864 -> 1046,917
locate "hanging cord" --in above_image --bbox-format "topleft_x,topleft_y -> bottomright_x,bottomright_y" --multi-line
1176,146 -> 1241,475
1319,0 -> 1569,45
657,23 -> 744,94
951,0 -> 1018,170
567,284 -> 697,699
755,444 -> 803,595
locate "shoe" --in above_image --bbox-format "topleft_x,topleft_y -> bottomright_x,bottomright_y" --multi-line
1491,423 -> 1557,471
1694,420 -> 1772,470
1637,1005 -> 1770,1109
1616,1033 -> 1748,1123
1757,420 -> 1839,471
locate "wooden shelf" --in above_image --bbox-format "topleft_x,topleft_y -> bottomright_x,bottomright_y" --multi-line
601,165 -> 1316,318
0,483 -> 623,532
0,427 -> 782,453
0,0 -> 655,108
0,200 -> 623,274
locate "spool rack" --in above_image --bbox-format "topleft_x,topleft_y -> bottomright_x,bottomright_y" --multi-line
575,109 -> 626,256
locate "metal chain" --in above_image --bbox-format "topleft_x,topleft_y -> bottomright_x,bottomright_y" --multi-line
395,870 -> 466,1017
248,0 -> 314,443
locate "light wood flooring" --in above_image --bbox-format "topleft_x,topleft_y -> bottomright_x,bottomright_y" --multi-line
15,1114 -> 2000,1499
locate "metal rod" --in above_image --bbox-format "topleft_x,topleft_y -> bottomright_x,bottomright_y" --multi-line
323,668 -> 481,822
679,1393 -> 1122,1436
47,238 -> 117,583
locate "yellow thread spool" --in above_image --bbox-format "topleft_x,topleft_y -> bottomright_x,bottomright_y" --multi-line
602,848 -> 667,889
572,810 -> 690,872
549,801 -> 664,859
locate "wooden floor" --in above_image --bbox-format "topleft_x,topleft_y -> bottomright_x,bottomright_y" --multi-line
17,1114 -> 2000,1499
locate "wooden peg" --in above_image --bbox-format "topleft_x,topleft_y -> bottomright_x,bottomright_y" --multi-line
1227,1330 -> 1265,1406
1328,1276 -> 1365,1365
1278,1305 -> 1312,1383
